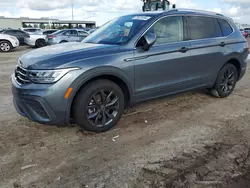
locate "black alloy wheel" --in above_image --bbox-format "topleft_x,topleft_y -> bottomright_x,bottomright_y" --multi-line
73,79 -> 125,132
36,39 -> 46,48
87,90 -> 119,127
211,63 -> 238,98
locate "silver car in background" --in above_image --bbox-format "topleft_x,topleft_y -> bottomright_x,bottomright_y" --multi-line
25,29 -> 58,48
46,29 -> 89,45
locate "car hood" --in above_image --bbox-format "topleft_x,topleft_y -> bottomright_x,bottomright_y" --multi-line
19,42 -> 119,69
0,33 -> 15,39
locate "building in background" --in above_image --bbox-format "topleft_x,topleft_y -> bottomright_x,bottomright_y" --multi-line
0,16 -> 96,29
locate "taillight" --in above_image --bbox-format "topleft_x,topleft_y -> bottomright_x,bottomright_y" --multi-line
48,35 -> 56,38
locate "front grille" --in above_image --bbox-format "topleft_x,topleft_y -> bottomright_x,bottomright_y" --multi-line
15,66 -> 31,84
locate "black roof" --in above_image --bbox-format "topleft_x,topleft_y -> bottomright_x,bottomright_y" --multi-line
126,9 -> 228,19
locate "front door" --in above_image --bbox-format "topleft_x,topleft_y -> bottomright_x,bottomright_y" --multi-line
77,30 -> 89,41
64,30 -> 80,42
134,16 -> 193,101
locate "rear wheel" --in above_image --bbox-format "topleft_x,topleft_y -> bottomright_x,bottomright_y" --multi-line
35,39 -> 46,48
210,63 -> 238,98
73,79 -> 125,132
60,40 -> 67,43
0,41 -> 12,52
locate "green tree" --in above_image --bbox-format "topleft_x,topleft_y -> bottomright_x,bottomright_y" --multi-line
27,24 -> 32,27
51,23 -> 56,29
22,23 -> 28,28
39,23 -> 45,29
34,24 -> 38,28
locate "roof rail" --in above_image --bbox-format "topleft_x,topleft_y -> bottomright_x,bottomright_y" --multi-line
169,8 -> 224,16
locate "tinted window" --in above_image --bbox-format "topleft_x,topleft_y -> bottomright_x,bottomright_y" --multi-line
24,29 -> 40,32
187,16 -> 220,40
218,19 -> 233,36
4,30 -> 15,35
43,30 -> 57,35
63,30 -> 78,36
15,30 -> 26,36
146,16 -> 184,45
78,30 -> 89,37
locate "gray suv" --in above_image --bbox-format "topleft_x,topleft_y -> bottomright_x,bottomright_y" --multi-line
12,9 -> 249,132
46,29 -> 89,45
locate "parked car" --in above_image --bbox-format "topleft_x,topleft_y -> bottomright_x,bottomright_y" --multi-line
240,29 -> 248,38
46,29 -> 89,45
89,28 -> 97,34
12,9 -> 249,132
21,28 -> 42,34
25,29 -> 59,48
0,29 -> 29,45
244,28 -> 250,37
0,34 -> 19,52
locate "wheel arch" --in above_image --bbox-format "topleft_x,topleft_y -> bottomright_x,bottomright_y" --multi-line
67,71 -> 133,122
224,58 -> 241,80
0,39 -> 13,48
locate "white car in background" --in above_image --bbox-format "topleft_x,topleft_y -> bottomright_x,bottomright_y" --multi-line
0,34 -> 19,52
25,29 -> 58,48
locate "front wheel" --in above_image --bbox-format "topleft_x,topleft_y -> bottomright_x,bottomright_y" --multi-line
0,41 -> 12,52
73,79 -> 125,132
210,63 -> 238,98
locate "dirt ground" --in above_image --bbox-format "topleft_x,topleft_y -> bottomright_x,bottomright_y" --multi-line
1,41 -> 250,188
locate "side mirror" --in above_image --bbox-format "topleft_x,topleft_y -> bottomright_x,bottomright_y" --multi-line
142,32 -> 156,51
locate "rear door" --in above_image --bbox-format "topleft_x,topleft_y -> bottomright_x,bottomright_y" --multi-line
186,16 -> 225,86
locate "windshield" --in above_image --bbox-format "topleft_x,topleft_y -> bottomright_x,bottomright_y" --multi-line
82,15 -> 153,45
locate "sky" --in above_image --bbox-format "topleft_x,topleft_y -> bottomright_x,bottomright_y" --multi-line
0,0 -> 249,26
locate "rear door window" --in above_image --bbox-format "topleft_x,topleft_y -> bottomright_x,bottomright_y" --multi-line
187,16 -> 220,40
63,30 -> 78,36
78,30 -> 89,37
4,30 -> 15,35
218,19 -> 233,36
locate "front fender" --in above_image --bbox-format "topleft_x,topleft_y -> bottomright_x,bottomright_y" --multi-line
65,66 -> 134,122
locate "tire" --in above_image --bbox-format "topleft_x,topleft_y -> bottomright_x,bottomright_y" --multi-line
35,39 -> 46,48
60,40 -> 67,43
73,79 -> 125,132
0,41 -> 12,52
210,63 -> 238,98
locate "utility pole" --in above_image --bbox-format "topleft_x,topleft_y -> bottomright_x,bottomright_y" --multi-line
71,3 -> 74,21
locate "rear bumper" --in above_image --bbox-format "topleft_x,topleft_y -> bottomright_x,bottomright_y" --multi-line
47,40 -> 58,45
239,56 -> 250,81
24,38 -> 35,46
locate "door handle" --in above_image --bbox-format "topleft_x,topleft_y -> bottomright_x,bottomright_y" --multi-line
219,42 -> 226,47
178,47 -> 189,53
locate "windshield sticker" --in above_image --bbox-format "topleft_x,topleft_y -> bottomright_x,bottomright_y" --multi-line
132,16 -> 151,21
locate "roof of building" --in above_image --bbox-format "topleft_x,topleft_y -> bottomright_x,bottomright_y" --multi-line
0,16 -> 95,24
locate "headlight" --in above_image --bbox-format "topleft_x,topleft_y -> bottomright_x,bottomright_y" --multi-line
27,67 -> 79,84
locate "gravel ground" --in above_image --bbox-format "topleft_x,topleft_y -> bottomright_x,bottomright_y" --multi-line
0,42 -> 250,188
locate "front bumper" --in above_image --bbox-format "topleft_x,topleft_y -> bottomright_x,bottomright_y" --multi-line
12,39 -> 19,48
11,74 -> 73,125
24,38 -> 35,46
